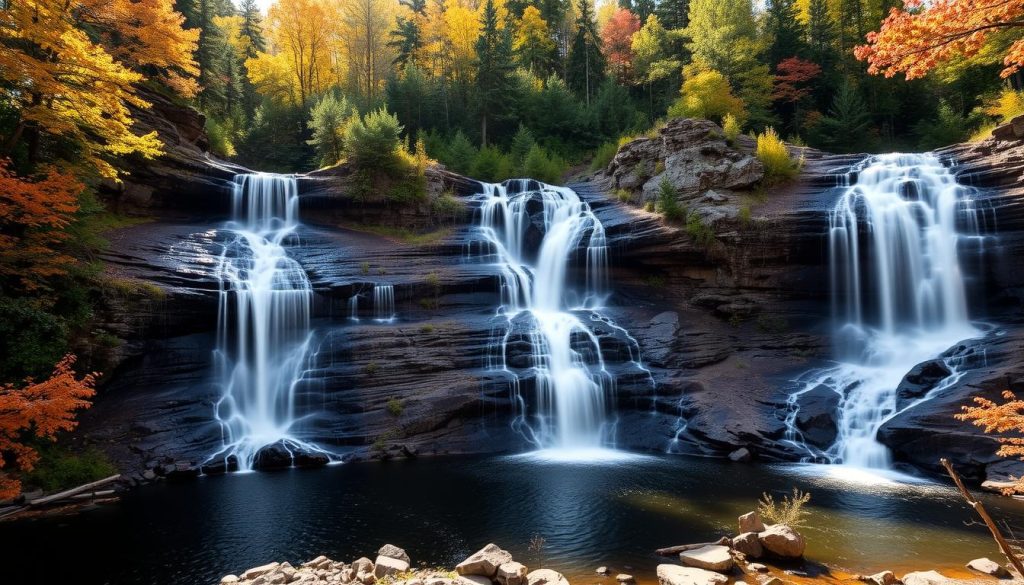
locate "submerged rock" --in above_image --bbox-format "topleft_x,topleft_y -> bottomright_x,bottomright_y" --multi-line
679,545 -> 734,572
794,385 -> 840,449
729,448 -> 752,463
656,564 -> 729,585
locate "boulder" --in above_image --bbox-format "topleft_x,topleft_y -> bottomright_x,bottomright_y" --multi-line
895,360 -> 952,410
729,448 -> 752,462
526,569 -> 570,585
993,114 -> 1024,141
373,556 -> 411,579
757,525 -> 805,558
794,385 -> 840,448
243,563 -> 280,580
379,544 -> 411,564
220,576 -> 239,584
860,571 -> 897,585
656,565 -> 729,585
457,544 -> 514,578
497,562 -> 529,585
679,545 -> 734,572
596,567 -> 610,576
966,558 -> 1010,578
731,532 -> 763,559
616,575 -> 635,584
352,558 -> 374,574
738,512 -> 766,534
901,571 -> 950,585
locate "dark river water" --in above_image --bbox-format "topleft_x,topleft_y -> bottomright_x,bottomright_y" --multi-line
4,453 -> 1023,585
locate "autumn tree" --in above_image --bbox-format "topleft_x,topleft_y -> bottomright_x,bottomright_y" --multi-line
763,0 -> 806,69
856,0 -> 1024,79
514,6 -> 557,74
0,354 -> 98,500
669,65 -> 747,124
601,8 -> 642,83
958,390 -> 1024,492
0,0 -> 199,179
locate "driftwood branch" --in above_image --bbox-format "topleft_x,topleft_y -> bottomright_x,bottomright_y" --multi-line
941,458 -> 1024,578
28,474 -> 120,507
656,538 -> 731,556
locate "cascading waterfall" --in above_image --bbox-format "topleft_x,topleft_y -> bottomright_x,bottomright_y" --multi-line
475,179 -> 636,454
209,173 -> 329,471
373,285 -> 395,322
785,153 -> 990,469
348,295 -> 360,321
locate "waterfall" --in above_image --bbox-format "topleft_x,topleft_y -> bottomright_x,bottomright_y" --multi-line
475,179 -> 632,454
210,173 -> 329,471
348,295 -> 360,321
786,153 -> 990,469
373,285 -> 395,322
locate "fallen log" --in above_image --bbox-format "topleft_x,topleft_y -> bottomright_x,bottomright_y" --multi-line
70,490 -> 116,501
656,538 -> 731,556
28,474 -> 120,507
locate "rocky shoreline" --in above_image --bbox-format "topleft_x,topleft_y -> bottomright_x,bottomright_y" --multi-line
219,512 -> 1016,585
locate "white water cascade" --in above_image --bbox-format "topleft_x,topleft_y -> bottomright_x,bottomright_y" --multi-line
210,173 -> 329,471
475,179 -> 638,456
786,153 -> 990,469
373,285 -> 395,322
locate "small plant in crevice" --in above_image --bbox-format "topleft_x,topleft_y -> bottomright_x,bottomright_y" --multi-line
528,534 -> 546,568
364,362 -> 380,376
386,397 -> 404,417
656,177 -> 686,222
615,188 -> 632,203
360,261 -> 371,275
686,213 -> 715,247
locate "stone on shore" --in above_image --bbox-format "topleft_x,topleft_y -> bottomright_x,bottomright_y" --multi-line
679,545 -> 734,572
859,571 -> 897,585
458,575 -> 493,585
352,558 -> 374,574
379,544 -> 412,564
731,533 -> 763,559
243,563 -> 280,580
615,574 -> 635,584
757,525 -> 805,558
527,569 -> 570,585
374,555 -> 411,579
738,512 -> 765,534
901,571 -> 950,585
747,564 -> 768,573
657,564 -> 729,585
596,567 -> 610,576
966,558 -> 1010,578
220,576 -> 239,584
457,544 -> 514,578
497,562 -> 529,585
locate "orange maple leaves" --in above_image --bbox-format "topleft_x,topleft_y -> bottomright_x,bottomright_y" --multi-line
856,0 -> 1024,79
0,354 -> 98,500
0,159 -> 83,292
958,390 -> 1024,460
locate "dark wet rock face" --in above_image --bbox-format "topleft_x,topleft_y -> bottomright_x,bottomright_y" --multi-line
79,111 -> 1024,482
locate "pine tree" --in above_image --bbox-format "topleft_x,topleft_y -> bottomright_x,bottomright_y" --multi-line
566,0 -> 606,106
475,0 -> 516,146
763,0 -> 805,69
633,0 -> 656,21
655,0 -> 689,30
816,81 -> 874,152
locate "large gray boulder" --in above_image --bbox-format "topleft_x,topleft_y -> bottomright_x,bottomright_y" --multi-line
678,545 -> 734,572
497,562 -> 529,585
374,555 -> 411,579
457,544 -> 514,578
378,544 -> 411,564
757,525 -> 805,558
656,565 -> 729,585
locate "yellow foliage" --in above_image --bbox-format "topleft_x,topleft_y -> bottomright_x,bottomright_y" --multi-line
668,65 -> 747,125
756,127 -> 799,184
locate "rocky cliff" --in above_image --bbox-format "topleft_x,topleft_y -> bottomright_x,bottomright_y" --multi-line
78,113 -> 1024,484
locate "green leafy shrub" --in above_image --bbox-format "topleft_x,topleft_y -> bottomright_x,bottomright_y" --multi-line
756,127 -> 799,184
205,117 -> 236,158
510,125 -> 536,173
590,141 -> 618,171
615,189 -> 632,203
472,146 -> 512,181
344,107 -> 404,174
308,92 -> 355,166
722,113 -> 742,144
444,131 -> 477,175
432,192 -> 467,221
758,487 -> 812,527
686,213 -> 715,246
25,446 -> 117,493
656,177 -> 685,222
523,145 -> 566,184
386,397 -> 404,417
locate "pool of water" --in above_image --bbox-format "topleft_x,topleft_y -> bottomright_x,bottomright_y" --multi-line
4,454 -> 1023,584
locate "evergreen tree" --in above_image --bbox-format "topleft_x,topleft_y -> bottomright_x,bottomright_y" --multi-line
633,0 -> 656,21
566,0 -> 606,106
179,0 -> 237,117
390,17 -> 423,68
308,92 -> 355,166
815,81 -> 874,152
239,0 -> 265,56
763,0 -> 805,69
475,0 -> 516,146
656,0 -> 689,30
806,0 -> 835,66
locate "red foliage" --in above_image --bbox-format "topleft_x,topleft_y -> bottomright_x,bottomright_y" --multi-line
772,57 -> 822,104
601,8 -> 641,81
0,355 -> 98,500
